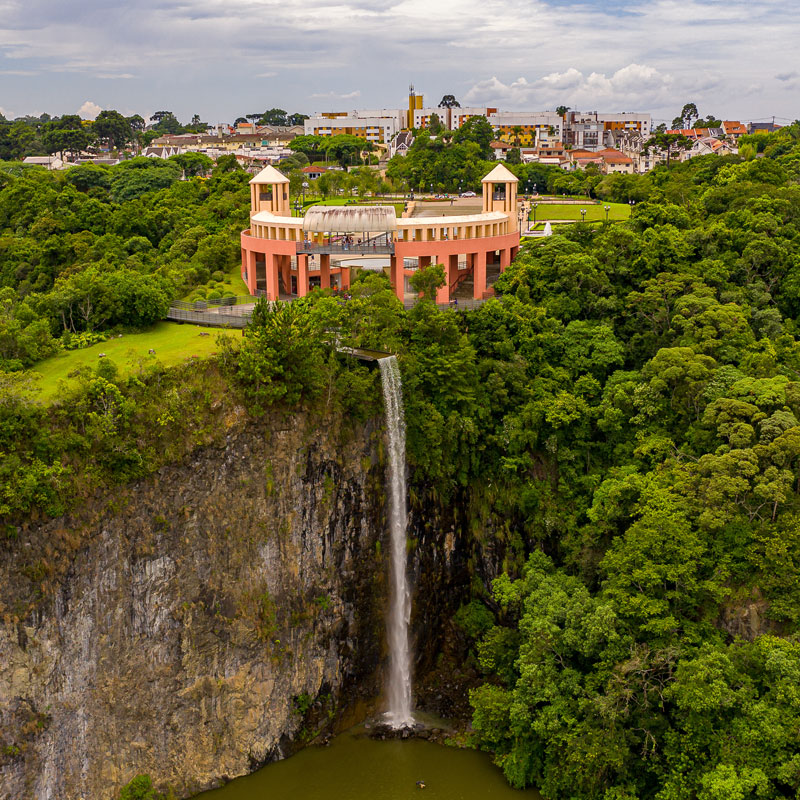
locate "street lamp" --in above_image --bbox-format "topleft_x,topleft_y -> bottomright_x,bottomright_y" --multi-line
533,183 -> 538,196
302,180 -> 309,207
532,202 -> 539,226
293,199 -> 301,217
580,208 -> 586,223
604,205 -> 610,222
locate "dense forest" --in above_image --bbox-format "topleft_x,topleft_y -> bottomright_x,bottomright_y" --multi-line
3,121 -> 800,798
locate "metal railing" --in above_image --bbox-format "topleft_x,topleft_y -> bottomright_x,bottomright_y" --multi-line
171,295 -> 260,311
165,293 -> 492,328
166,307 -> 252,328
297,242 -> 395,255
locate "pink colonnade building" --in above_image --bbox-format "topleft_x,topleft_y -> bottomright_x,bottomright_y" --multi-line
240,164 -> 520,304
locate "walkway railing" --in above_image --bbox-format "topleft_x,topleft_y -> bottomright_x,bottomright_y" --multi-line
297,242 -> 395,255
171,295 -> 260,311
165,294 -> 491,328
166,307 -> 252,327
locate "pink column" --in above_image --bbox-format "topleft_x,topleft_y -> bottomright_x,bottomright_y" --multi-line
266,253 -> 280,301
473,250 -> 487,300
391,256 -> 404,301
297,254 -> 309,297
280,256 -> 291,296
248,250 -> 258,295
340,266 -> 351,291
500,248 -> 511,271
320,254 -> 331,289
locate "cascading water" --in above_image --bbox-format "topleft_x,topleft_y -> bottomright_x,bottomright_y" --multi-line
379,355 -> 414,729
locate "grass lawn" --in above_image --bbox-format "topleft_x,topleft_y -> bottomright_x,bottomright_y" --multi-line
531,202 -> 631,222
181,260 -> 250,302
31,322 -> 238,402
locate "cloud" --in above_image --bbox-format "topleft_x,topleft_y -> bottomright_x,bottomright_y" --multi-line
0,0 -> 795,122
78,100 -> 102,119
465,64 -> 675,110
776,71 -> 798,82
310,90 -> 362,101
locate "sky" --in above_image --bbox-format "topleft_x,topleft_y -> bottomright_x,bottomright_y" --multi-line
0,0 -> 798,125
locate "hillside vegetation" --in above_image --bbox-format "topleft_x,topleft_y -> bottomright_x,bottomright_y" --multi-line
3,122 -> 800,799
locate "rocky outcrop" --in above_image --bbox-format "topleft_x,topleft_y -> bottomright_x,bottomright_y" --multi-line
0,410 -> 387,800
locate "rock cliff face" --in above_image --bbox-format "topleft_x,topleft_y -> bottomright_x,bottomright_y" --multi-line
0,410 -> 387,800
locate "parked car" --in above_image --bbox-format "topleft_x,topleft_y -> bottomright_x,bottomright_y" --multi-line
460,191 -> 477,197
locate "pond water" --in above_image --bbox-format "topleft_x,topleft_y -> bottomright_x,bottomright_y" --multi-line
197,726 -> 541,800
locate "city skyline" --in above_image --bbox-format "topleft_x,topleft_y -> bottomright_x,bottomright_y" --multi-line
0,0 -> 797,125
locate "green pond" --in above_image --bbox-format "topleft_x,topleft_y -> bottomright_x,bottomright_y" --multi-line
197,726 -> 542,800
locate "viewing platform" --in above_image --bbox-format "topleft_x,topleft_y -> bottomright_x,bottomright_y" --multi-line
241,164 -> 521,304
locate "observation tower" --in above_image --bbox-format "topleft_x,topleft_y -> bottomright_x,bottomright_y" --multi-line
240,163 -> 520,304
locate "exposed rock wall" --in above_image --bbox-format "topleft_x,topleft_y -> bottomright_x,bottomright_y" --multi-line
0,411 -> 387,800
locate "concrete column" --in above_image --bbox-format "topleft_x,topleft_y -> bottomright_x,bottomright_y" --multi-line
297,254 -> 309,297
390,256 -> 404,301
266,253 -> 280,301
249,250 -> 259,295
280,256 -> 291,296
473,250 -> 487,300
340,266 -> 351,291
419,255 -> 431,269
500,248 -> 511,271
320,254 -> 331,289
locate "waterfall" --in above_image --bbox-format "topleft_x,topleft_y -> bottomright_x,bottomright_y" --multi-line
379,356 -> 414,729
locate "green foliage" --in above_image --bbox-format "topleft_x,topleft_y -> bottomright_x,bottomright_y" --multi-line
4,119 -> 800,800
118,774 -> 166,800
409,263 -> 445,300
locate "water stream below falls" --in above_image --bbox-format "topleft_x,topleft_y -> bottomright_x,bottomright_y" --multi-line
197,726 -> 543,800
379,355 -> 414,728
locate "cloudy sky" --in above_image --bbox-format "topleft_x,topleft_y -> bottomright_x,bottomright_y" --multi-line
0,0 -> 797,125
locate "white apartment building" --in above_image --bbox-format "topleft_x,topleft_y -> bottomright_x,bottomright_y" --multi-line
304,109 -> 405,144
597,112 -> 651,138
488,111 -> 564,146
450,107 -> 497,129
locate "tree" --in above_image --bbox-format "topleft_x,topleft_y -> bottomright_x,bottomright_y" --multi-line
93,110 -> 132,150
409,263 -> 445,300
42,127 -> 91,160
65,164 -> 111,193
289,135 -> 325,161
149,111 -> 183,135
169,152 -> 213,177
452,116 -> 495,159
184,114 -> 207,133
438,94 -> 461,108
671,102 -> 699,129
428,113 -> 445,136
258,108 -> 289,126
643,132 -> 693,166
556,105 -> 570,117
109,157 -> 182,202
